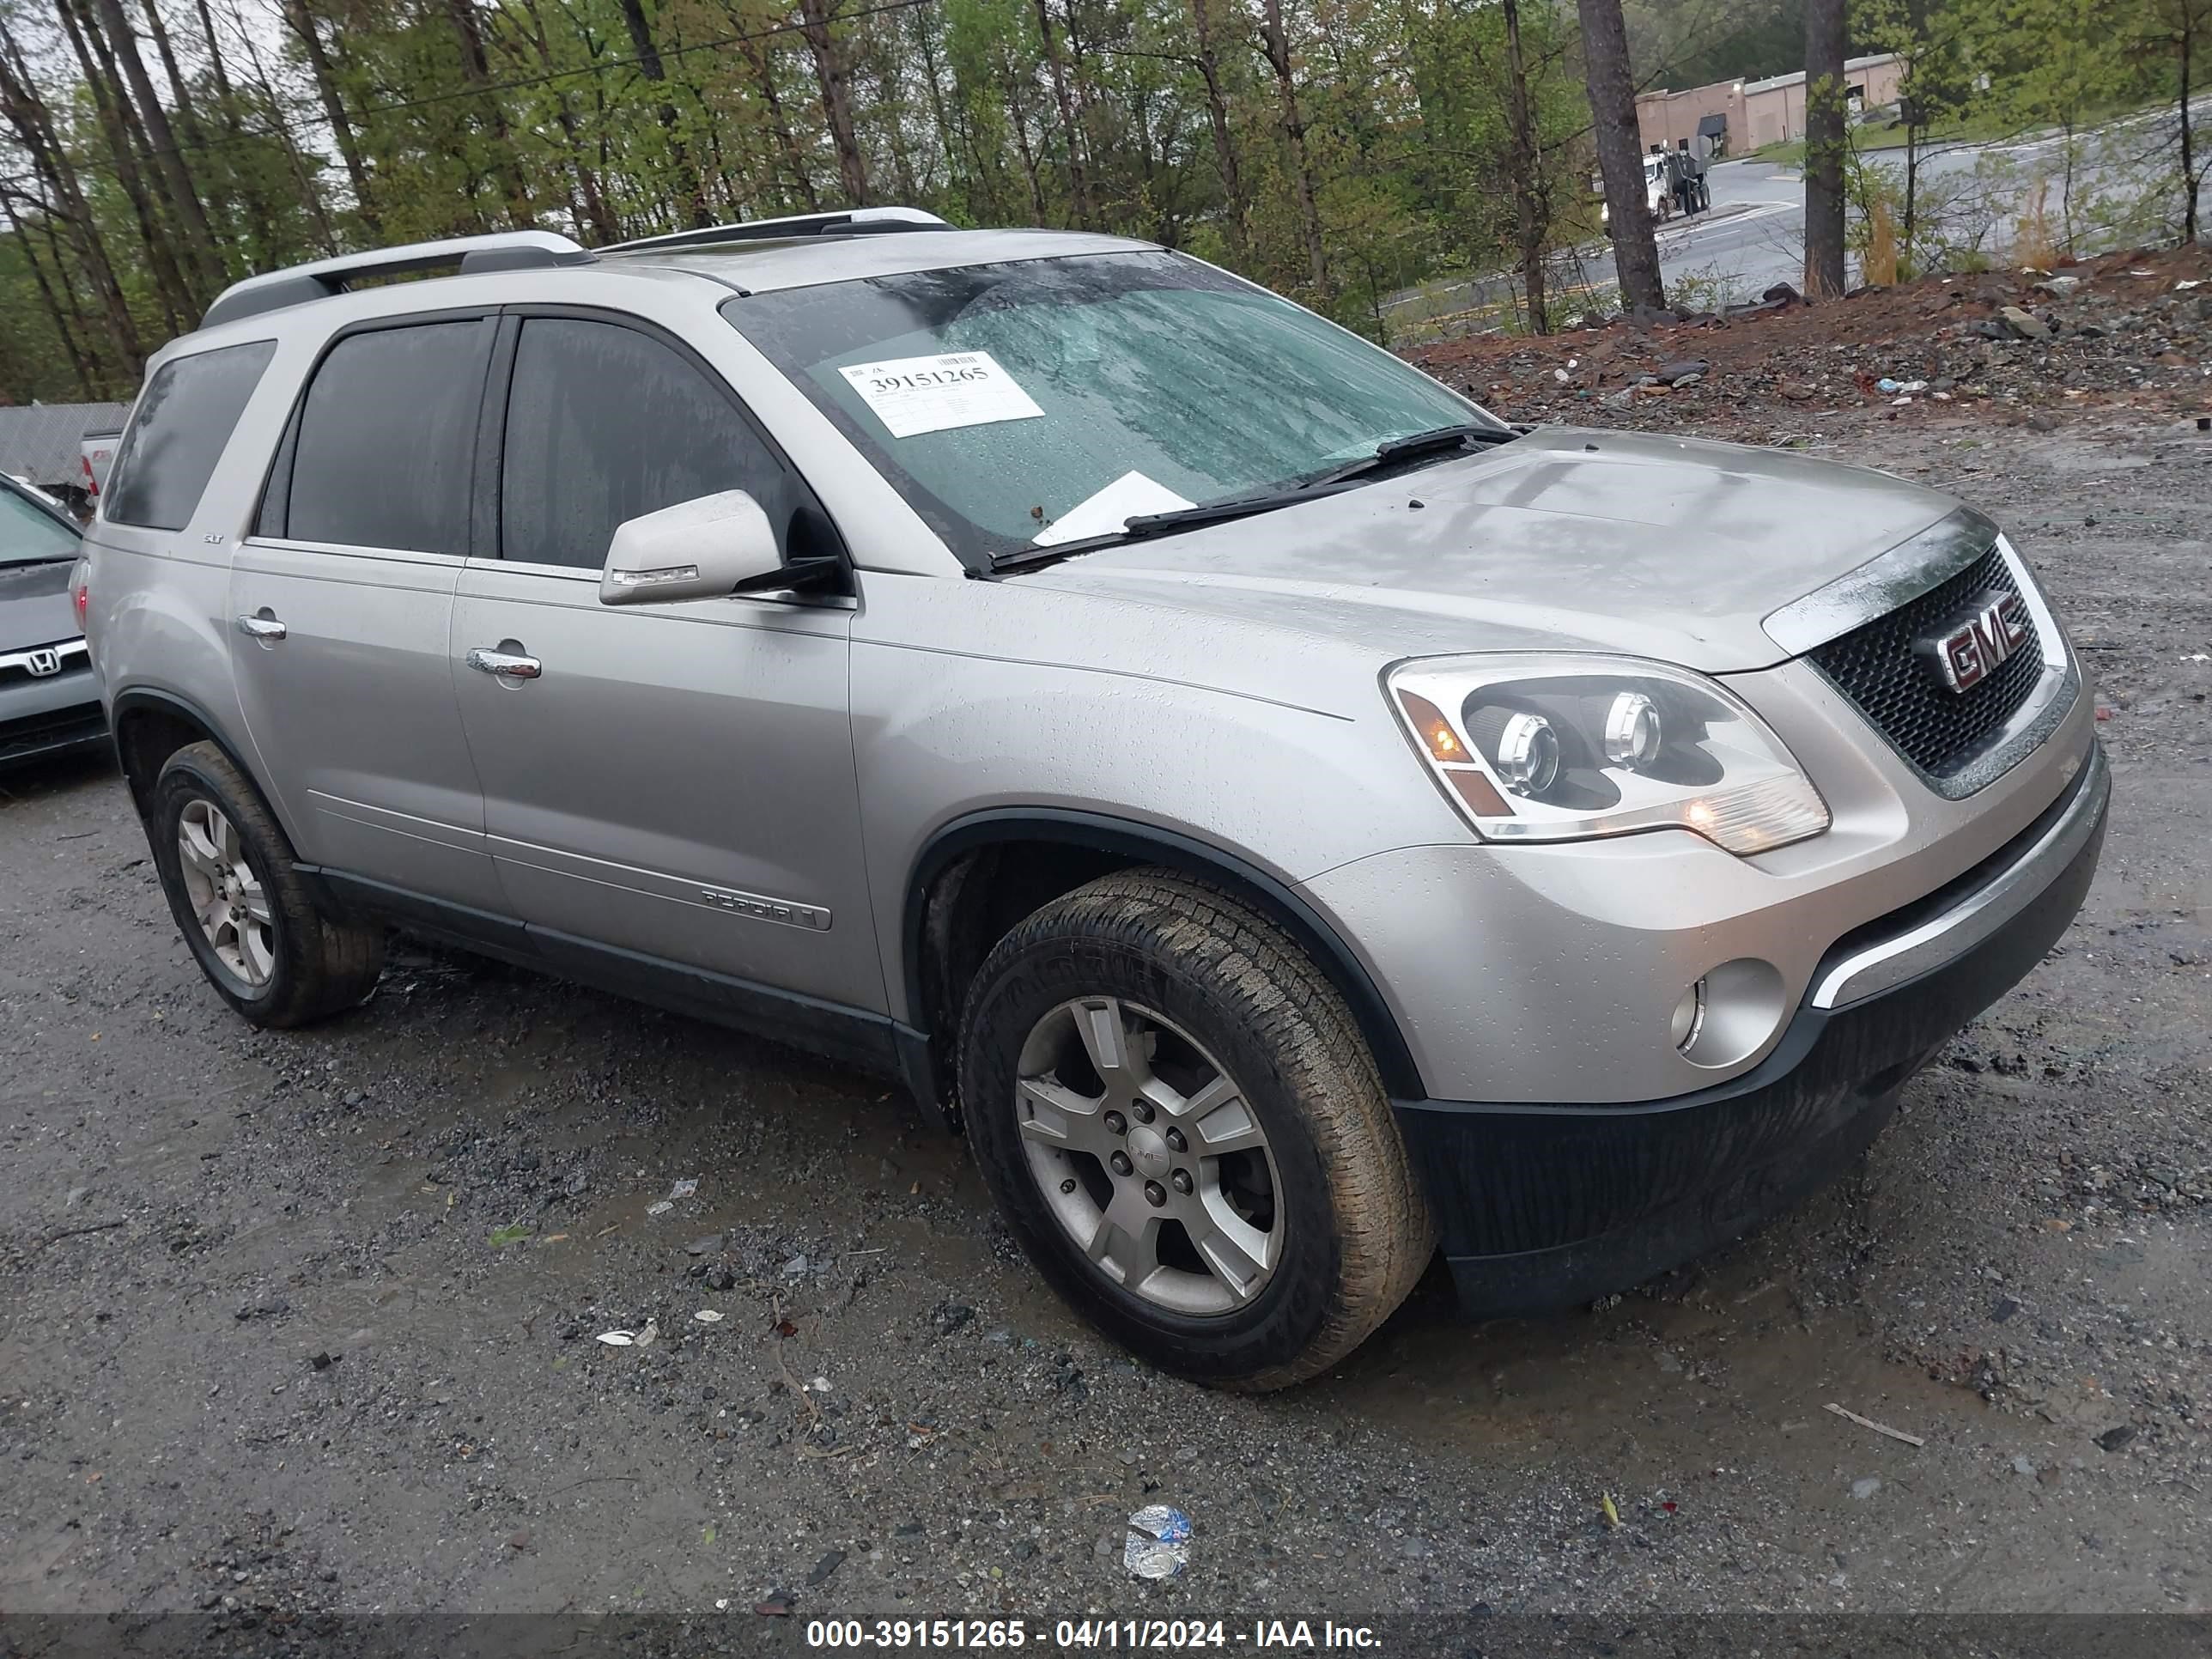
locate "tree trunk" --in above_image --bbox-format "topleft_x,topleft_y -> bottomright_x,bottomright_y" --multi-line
1,192 -> 100,398
798,0 -> 868,207
2181,3 -> 2199,243
1032,0 -> 1090,223
0,19 -> 144,373
737,30 -> 819,210
1188,0 -> 1247,259
53,0 -> 194,330
612,0 -> 708,227
187,0 -> 291,263
910,7 -> 964,203
515,0 -> 620,241
1802,0 -> 1848,297
281,0 -> 379,233
1255,0 -> 1328,297
224,1 -> 337,254
1904,119 -> 1919,260
1001,51 -> 1048,222
440,0 -> 537,228
137,0 -> 210,174
90,0 -> 224,292
1503,0 -> 1547,334
1576,0 -> 1663,313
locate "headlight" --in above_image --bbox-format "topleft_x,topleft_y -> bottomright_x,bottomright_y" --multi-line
1387,654 -> 1830,854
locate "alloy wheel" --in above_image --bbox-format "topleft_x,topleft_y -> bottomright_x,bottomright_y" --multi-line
176,798 -> 276,990
1014,996 -> 1282,1316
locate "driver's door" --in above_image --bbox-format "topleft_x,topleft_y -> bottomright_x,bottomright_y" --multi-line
451,312 -> 880,1013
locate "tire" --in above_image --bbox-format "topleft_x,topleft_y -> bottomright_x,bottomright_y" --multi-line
149,741 -> 384,1028
957,868 -> 1436,1390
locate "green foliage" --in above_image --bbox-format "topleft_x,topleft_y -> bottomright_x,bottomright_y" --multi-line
2,0 -> 2204,405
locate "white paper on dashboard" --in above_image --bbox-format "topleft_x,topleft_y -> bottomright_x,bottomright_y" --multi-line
836,350 -> 1045,438
1032,471 -> 1196,546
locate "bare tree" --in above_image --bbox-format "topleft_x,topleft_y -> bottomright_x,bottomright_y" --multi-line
0,13 -> 145,371
88,0 -> 225,290
1802,0 -> 1848,295
279,0 -> 379,234
797,0 -> 868,206
613,0 -> 708,227
53,0 -> 196,327
1576,0 -> 1663,313
1034,0 -> 1091,223
1255,0 -> 1328,297
1501,0 -> 1548,332
1187,0 -> 1248,258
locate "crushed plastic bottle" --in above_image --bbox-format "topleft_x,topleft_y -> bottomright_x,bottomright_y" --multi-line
1122,1505 -> 1191,1580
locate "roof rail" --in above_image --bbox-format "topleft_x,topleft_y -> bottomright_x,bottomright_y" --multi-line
199,230 -> 594,331
600,206 -> 951,257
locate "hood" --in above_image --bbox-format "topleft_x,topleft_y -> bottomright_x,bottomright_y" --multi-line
0,558 -> 82,652
1022,429 -> 1961,673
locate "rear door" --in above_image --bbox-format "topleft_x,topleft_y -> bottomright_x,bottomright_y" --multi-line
229,313 -> 507,911
452,311 -> 879,1012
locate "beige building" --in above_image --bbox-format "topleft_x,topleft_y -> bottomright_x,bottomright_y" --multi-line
1636,53 -> 1905,157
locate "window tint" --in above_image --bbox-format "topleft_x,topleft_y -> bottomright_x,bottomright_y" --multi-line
500,318 -> 794,570
106,340 -> 276,531
285,320 -> 489,553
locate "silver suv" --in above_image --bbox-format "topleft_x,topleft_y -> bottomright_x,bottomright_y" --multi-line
82,211 -> 2107,1389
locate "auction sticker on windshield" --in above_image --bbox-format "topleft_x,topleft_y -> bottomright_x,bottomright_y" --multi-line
837,351 -> 1045,438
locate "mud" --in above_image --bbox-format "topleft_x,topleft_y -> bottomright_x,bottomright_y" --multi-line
3,415 -> 2208,1632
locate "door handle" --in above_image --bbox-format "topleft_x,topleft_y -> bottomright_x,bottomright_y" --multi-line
234,613 -> 287,641
466,647 -> 542,680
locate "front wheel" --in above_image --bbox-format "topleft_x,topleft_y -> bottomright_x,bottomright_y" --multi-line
957,870 -> 1435,1390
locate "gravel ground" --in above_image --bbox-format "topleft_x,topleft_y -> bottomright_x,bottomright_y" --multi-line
3,410 -> 2208,1648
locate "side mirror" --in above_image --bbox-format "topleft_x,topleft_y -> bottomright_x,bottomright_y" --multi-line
599,490 -> 782,607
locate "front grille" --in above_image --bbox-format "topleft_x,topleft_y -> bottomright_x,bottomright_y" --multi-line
0,637 -> 91,687
1808,544 -> 2046,778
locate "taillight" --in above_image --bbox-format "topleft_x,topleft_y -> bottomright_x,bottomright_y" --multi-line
70,558 -> 89,626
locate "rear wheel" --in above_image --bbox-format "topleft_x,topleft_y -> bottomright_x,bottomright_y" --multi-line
149,742 -> 384,1027
957,869 -> 1435,1390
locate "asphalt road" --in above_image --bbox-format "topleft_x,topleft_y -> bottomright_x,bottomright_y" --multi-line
1391,98 -> 2212,332
3,414 -> 2209,1649
1678,98 -> 2212,301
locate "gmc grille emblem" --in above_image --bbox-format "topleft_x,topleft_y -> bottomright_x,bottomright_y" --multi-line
25,647 -> 62,678
1920,590 -> 2032,693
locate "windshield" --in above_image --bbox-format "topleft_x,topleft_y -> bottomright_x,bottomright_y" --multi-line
722,251 -> 1497,565
1,483 -> 79,566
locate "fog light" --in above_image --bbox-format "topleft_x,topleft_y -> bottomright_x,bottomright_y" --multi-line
1675,958 -> 1787,1069
1670,980 -> 1707,1049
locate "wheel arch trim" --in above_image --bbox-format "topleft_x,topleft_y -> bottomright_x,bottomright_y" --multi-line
109,687 -> 276,825
901,808 -> 1425,1101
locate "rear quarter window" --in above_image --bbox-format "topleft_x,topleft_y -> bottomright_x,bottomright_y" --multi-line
105,340 -> 277,532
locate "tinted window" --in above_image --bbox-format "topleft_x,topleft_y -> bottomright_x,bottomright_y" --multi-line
285,320 -> 489,553
500,318 -> 794,570
106,340 -> 276,531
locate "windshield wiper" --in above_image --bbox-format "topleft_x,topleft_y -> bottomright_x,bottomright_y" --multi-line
1294,422 -> 1519,492
988,422 -> 1519,575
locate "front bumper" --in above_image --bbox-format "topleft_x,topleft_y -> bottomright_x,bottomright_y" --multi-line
1393,745 -> 2107,1316
0,663 -> 106,768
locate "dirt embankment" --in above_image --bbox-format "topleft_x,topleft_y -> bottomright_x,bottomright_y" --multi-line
1405,245 -> 2212,440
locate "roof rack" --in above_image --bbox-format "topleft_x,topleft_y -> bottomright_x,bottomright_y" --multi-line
199,230 -> 594,331
600,206 -> 951,257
